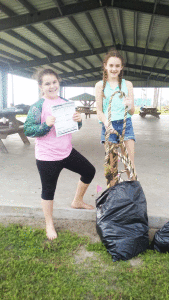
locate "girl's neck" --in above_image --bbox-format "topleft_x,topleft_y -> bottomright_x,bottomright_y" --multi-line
107,78 -> 119,89
44,95 -> 59,101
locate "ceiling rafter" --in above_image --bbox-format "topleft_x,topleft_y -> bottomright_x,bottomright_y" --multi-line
117,8 -> 128,64
43,22 -> 77,53
0,0 -> 169,88
103,7 -> 116,46
60,70 -> 169,86
0,1 -> 88,75
0,2 -> 16,17
3,61 -> 169,82
2,44 -> 169,71
0,3 -> 56,61
141,0 -> 159,69
0,1 -> 102,32
0,3 -> 58,61
17,0 -> 37,13
0,39 -> 40,61
54,0 -> 97,75
48,64 -> 169,81
0,50 -> 25,62
26,25 -> 65,55
148,37 -> 169,80
1,0 -> 169,33
112,0 -> 169,17
85,12 -> 105,47
134,11 -> 138,66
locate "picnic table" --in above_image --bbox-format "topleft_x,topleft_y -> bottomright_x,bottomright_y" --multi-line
0,108 -> 30,153
76,106 -> 97,119
139,106 -> 161,118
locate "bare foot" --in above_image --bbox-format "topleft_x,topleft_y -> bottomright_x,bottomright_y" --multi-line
46,224 -> 58,240
71,201 -> 94,210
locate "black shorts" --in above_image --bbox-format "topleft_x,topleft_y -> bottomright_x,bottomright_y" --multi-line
36,148 -> 96,200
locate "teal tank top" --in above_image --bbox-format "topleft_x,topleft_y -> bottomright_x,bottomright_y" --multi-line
102,79 -> 131,121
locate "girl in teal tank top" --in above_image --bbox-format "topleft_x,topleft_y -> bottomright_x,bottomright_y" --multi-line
95,48 -> 136,184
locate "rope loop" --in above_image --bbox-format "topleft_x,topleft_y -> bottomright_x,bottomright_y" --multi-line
104,91 -> 137,187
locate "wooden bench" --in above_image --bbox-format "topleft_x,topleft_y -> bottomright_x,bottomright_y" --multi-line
139,107 -> 161,118
0,110 -> 30,153
76,106 -> 97,119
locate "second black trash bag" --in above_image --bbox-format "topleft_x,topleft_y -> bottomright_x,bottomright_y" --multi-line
96,180 -> 149,262
150,221 -> 169,253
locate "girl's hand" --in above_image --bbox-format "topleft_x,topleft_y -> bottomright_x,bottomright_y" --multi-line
104,120 -> 115,133
46,116 -> 56,127
123,97 -> 132,110
73,112 -> 82,122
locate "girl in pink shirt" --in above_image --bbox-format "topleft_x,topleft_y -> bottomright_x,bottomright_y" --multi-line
24,69 -> 95,240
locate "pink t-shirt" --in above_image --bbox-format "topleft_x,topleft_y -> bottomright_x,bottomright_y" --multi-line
35,97 -> 72,161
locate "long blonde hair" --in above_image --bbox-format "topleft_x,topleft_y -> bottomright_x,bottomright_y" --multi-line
102,48 -> 125,98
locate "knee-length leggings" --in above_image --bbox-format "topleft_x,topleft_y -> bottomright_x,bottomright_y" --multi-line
36,148 -> 96,200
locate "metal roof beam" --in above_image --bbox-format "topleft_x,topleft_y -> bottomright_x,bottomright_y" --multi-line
117,8 -> 128,64
0,2 -> 16,17
126,63 -> 169,76
0,3 -> 61,61
8,69 -> 34,79
60,71 -> 147,86
112,0 -> 169,17
26,25 -> 65,55
44,22 -> 77,52
134,11 -> 138,66
68,16 -> 102,63
148,37 -> 169,79
17,0 -> 37,13
141,0 -> 159,68
2,44 -> 169,71
6,30 -> 52,58
57,64 -> 169,80
85,12 -> 105,47
103,8 -> 116,46
0,50 -> 25,62
0,39 -> 41,61
60,67 -> 101,79
68,16 -> 93,50
1,2 -> 86,72
0,1 -> 102,32
1,0 -> 169,33
53,0 -> 64,16
60,70 -> 169,86
53,0 -> 95,68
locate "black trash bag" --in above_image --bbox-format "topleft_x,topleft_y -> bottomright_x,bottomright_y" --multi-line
96,180 -> 149,261
150,222 -> 169,253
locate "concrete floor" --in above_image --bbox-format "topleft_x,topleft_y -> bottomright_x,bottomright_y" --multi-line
0,114 -> 169,229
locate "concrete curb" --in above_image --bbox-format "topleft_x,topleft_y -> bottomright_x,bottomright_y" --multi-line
0,205 -> 168,229
0,205 -> 96,221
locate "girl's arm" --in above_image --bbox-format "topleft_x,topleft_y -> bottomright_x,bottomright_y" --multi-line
95,81 -> 108,126
125,81 -> 135,115
24,104 -> 52,137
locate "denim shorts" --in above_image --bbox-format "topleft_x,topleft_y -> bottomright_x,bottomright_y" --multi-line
101,118 -> 135,144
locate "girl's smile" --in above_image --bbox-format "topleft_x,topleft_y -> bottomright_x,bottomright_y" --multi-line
105,57 -> 123,80
40,74 -> 60,99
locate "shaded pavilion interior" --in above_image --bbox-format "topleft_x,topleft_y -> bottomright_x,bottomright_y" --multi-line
0,0 -> 169,109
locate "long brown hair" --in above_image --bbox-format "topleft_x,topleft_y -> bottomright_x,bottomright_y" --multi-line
102,48 -> 125,98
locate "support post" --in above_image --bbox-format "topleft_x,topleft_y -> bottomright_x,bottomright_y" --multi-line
0,71 -> 8,109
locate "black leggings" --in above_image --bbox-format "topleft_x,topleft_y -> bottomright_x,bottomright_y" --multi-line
36,148 -> 96,200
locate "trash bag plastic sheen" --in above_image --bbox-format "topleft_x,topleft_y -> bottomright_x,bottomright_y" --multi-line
96,181 -> 149,261
151,221 -> 169,253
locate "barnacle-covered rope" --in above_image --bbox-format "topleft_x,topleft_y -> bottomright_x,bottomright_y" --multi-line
104,91 -> 137,187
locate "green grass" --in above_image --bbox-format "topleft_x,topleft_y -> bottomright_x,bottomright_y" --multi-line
1,223 -> 169,300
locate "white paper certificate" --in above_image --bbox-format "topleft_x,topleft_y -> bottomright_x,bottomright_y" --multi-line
51,101 -> 78,137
